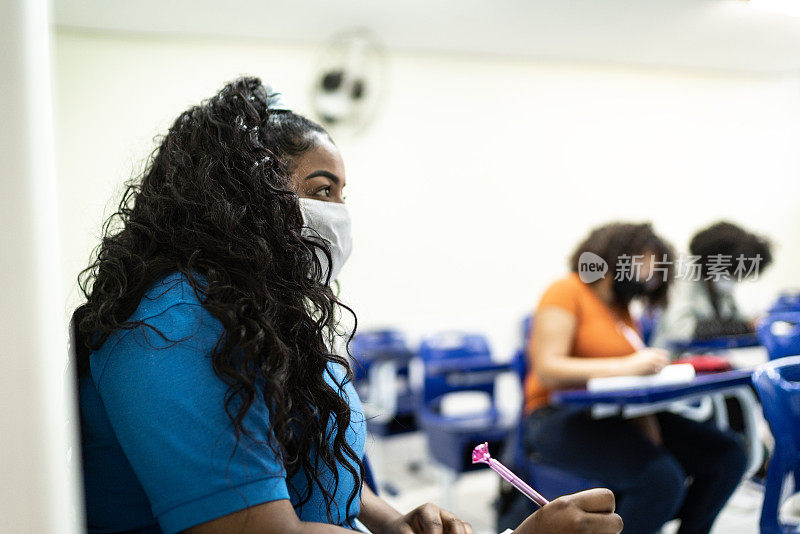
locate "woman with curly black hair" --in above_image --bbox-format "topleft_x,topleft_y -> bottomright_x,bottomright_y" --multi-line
518,222 -> 747,534
652,221 -> 773,348
75,77 -> 622,534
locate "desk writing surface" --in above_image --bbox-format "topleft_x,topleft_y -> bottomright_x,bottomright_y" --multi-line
550,369 -> 753,406
669,334 -> 760,353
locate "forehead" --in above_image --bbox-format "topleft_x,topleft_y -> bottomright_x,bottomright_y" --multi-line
292,133 -> 345,179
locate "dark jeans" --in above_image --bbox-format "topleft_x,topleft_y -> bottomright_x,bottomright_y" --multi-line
523,406 -> 747,534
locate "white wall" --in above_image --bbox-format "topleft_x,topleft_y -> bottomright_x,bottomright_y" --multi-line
55,30 -> 800,358
1,3 -> 82,532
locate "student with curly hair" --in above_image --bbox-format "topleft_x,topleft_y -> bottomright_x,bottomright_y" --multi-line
652,221 -> 773,348
520,223 -> 747,534
74,77 -> 622,534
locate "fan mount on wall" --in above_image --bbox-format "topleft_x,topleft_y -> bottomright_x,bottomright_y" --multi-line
311,28 -> 387,136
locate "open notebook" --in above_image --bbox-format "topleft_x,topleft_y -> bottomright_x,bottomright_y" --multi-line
586,363 -> 696,392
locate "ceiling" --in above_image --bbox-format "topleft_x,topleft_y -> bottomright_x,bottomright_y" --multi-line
54,0 -> 800,73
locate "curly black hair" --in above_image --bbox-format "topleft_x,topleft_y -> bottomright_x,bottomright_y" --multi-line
689,221 -> 773,279
570,222 -> 675,306
71,76 -> 363,521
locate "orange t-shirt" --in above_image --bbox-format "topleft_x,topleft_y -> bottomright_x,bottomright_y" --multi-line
523,273 -> 639,414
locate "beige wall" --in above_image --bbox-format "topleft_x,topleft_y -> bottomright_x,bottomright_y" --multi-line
55,29 -> 800,357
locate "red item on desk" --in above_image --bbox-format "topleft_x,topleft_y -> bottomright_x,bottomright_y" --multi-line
672,355 -> 732,373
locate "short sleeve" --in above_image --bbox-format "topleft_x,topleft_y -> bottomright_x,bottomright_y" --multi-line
91,300 -> 290,534
537,277 -> 579,316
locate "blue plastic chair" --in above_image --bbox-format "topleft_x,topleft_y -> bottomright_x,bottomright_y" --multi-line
520,315 -> 534,346
416,332 -> 516,500
758,313 -> 800,361
350,329 -> 417,436
752,356 -> 800,533
350,329 -> 408,380
769,292 -> 800,314
509,349 -> 603,502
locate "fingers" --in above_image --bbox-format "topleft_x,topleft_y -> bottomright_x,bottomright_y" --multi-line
516,494 -> 623,534
642,349 -> 669,373
439,508 -> 473,534
644,348 -> 669,361
575,510 -> 624,534
439,509 -> 463,534
413,504 -> 473,534
566,488 -> 616,513
653,351 -> 669,361
413,503 -> 443,534
630,349 -> 669,375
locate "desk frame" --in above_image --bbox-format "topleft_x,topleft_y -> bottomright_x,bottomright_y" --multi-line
551,371 -> 764,477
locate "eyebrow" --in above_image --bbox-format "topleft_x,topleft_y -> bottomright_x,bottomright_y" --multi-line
304,170 -> 340,185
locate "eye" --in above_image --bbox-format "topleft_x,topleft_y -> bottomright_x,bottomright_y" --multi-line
312,185 -> 331,198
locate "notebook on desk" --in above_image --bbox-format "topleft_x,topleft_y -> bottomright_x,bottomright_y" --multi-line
586,363 -> 696,392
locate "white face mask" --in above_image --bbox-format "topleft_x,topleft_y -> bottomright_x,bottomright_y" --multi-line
299,197 -> 353,283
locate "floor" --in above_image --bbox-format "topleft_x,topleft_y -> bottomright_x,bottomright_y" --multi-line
368,432 -> 784,534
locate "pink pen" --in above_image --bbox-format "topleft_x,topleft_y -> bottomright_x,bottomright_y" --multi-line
472,442 -> 549,508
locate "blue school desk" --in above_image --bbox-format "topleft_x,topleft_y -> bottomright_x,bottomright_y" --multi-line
669,333 -> 761,353
550,368 -> 764,477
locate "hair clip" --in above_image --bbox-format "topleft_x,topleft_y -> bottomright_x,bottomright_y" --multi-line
251,155 -> 271,170
264,86 -> 291,112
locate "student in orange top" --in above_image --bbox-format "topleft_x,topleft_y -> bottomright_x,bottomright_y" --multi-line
522,222 -> 747,534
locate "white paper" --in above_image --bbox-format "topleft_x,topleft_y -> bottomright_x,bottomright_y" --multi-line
587,363 -> 696,392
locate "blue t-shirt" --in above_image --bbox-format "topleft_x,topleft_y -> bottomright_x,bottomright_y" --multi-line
79,272 -> 366,533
